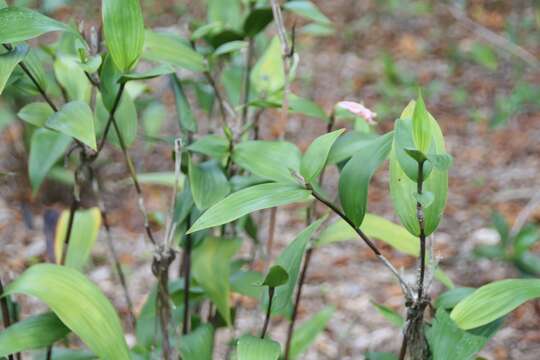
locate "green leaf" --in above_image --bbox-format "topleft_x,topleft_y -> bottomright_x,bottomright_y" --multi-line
53,56 -> 91,103
301,128 -> 345,182
54,207 -> 101,270
213,40 -> 247,57
365,352 -> 398,360
46,100 -> 96,150
390,101 -> 448,236
192,237 -> 241,325
233,140 -> 301,183
300,23 -> 335,37
17,102 -> 53,127
3,264 -> 130,359
450,279 -> 540,330
207,0 -> 242,30
29,128 -> 72,194
188,183 -> 311,233
178,324 -> 214,360
427,153 -> 453,171
261,265 -> 289,288
0,7 -> 74,43
283,1 -> 331,24
102,0 -> 145,71
119,64 -> 174,82
327,131 -> 378,164
243,7 -> 273,37
435,287 -> 475,310
0,44 -> 28,94
188,135 -> 228,160
339,132 -> 392,227
265,219 -> 324,315
0,312 -> 69,357
427,309 -> 502,360
97,91 -> 138,148
251,36 -> 284,94
412,92 -> 432,153
404,147 -> 427,163
230,270 -> 263,299
189,159 -> 231,211
289,306 -> 334,359
143,30 -> 206,72
413,191 -> 434,208
237,335 -> 280,360
371,301 -> 404,327
171,74 -> 197,132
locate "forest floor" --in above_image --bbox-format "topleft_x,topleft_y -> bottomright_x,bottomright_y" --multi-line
1,0 -> 539,359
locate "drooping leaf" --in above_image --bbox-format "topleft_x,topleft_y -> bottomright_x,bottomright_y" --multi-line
283,1 -> 331,24
171,74 -> 197,132
450,278 -> 540,330
0,44 -> 28,94
243,7 -> 273,37
265,219 -> 324,315
261,265 -> 289,288
54,207 -> 101,269
29,128 -> 72,194
46,101 -> 96,150
0,7 -> 75,43
143,30 -> 206,72
427,309 -> 502,360
412,92 -> 431,153
0,312 -> 69,357
251,36 -> 284,94
301,129 -> 345,182
339,132 -> 392,227
233,140 -> 301,183
237,335 -> 280,360
17,102 -> 53,127
188,135 -> 228,160
102,0 -> 145,71
192,237 -> 241,325
53,56 -> 91,103
289,306 -> 334,359
3,264 -> 130,359
189,159 -> 231,211
178,324 -> 214,360
119,64 -> 174,82
188,183 -> 311,234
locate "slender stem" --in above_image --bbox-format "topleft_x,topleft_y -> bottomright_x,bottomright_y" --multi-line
240,34 -> 255,127
266,207 -> 278,259
260,287 -> 275,338
96,82 -> 126,154
0,279 -> 15,360
416,160 -> 426,302
182,226 -> 192,335
398,334 -> 408,360
284,247 -> 313,360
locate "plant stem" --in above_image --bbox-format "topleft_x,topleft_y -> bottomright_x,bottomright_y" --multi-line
182,217 -> 193,335
240,34 -> 255,127
260,287 -> 275,338
284,247 -> 313,360
0,279 -> 15,360
416,160 -> 426,302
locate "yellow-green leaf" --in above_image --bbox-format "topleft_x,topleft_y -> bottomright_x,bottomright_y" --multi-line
46,101 -> 97,150
237,335 -> 280,360
0,7 -> 74,43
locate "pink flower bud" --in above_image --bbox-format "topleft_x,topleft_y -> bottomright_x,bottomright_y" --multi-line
337,101 -> 377,125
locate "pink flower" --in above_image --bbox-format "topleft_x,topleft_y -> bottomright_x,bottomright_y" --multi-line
337,101 -> 377,125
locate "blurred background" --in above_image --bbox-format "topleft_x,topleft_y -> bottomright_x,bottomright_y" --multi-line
1,0 -> 539,359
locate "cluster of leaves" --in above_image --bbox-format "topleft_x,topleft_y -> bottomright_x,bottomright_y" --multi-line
1,0 -> 540,359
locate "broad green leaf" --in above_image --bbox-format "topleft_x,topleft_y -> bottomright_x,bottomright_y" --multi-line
17,102 -> 53,127
243,7 -> 273,37
20,48 -> 47,94
143,30 -> 206,72
435,287 -> 475,310
390,101 -> 448,236
0,7 -> 74,43
283,1 -> 331,24
178,324 -> 214,360
412,92 -> 431,153
371,301 -> 404,327
54,207 -> 101,270
237,335 -> 280,360
171,74 -> 197,132
188,135 -> 228,160
99,54 -> 122,112
289,306 -> 334,359
393,115 -> 433,182
53,56 -> 91,103
119,64 -> 174,82
404,147 -> 427,163
450,278 -> 540,330
29,128 -> 72,194
266,219 -> 324,315
102,0 -> 145,71
427,309 -> 502,360
3,264 -> 130,359
0,44 -> 28,94
0,312 -> 69,357
46,100 -> 96,150
188,183 -> 310,234
288,94 -> 327,120
233,140 -> 301,183
301,128 -> 345,182
213,40 -> 247,57
339,132 -> 392,227
230,270 -> 263,299
96,91 -> 138,148
189,159 -> 231,211
208,0 -> 242,30
327,131 -> 378,164
261,265 -> 289,288
251,36 -> 284,94
300,23 -> 335,37
192,237 -> 241,325
427,153 -> 453,171
413,191 -> 434,208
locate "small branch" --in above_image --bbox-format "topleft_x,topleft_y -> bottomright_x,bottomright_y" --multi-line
96,82 -> 126,154
182,220 -> 192,335
0,278 -> 15,360
260,287 -> 275,338
416,160 -> 426,302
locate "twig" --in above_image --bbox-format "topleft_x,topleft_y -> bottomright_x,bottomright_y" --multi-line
182,218 -> 192,336
0,278 -> 15,360
260,287 -> 275,338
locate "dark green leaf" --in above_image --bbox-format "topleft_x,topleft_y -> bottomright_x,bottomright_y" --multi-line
143,30 -> 206,72
213,40 -> 247,57
301,129 -> 345,182
230,270 -> 263,299
243,7 -> 273,37
404,147 -> 426,163
327,131 -> 378,164
178,324 -> 214,360
171,74 -> 197,132
188,135 -> 228,160
120,64 -> 174,82
46,100 -> 97,150
189,159 -> 231,211
237,335 -> 280,360
261,265 -> 289,288
435,288 -> 476,310
0,44 -> 29,94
